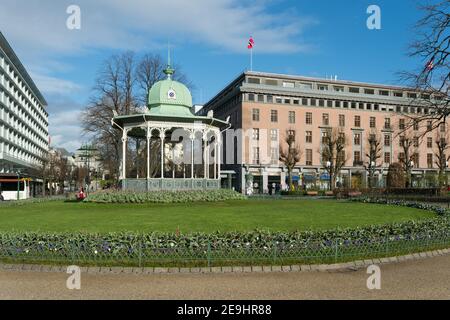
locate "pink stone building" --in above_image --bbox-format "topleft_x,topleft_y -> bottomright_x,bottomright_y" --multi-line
200,71 -> 449,193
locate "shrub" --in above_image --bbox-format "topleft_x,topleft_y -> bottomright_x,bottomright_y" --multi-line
84,189 -> 246,204
0,217 -> 448,253
387,162 -> 405,188
349,196 -> 450,216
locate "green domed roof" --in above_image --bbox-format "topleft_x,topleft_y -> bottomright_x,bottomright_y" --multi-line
147,67 -> 193,117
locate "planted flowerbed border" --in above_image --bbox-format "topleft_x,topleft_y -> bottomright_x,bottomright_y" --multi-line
0,197 -> 449,267
84,189 -> 247,204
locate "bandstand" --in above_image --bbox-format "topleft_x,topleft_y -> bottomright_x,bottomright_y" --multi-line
111,64 -> 229,191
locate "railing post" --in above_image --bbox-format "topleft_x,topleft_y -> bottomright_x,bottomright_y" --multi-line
385,235 -> 389,256
207,241 -> 211,267
138,238 -> 142,268
334,239 -> 339,263
272,242 -> 277,263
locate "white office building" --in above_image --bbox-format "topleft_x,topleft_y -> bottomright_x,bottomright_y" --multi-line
0,32 -> 49,199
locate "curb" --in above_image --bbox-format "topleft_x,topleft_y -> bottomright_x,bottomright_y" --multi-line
1,248 -> 449,275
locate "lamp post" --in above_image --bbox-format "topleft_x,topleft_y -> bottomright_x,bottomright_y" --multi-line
77,144 -> 97,195
370,161 -> 375,188
326,161 -> 332,190
16,169 -> 21,201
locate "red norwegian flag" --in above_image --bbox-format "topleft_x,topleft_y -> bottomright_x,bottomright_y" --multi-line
247,36 -> 254,49
425,58 -> 434,71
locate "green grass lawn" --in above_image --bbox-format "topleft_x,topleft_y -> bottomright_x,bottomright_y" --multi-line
0,199 -> 436,233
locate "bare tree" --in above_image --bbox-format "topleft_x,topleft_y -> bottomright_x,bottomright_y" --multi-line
82,52 -> 191,182
135,54 -> 191,105
398,131 -> 419,187
364,131 -> 382,188
400,1 -> 449,133
319,128 -> 347,190
279,130 -> 302,189
434,129 -> 450,187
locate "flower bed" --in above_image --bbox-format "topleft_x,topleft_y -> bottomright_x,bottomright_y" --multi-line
84,189 -> 246,204
349,196 -> 450,216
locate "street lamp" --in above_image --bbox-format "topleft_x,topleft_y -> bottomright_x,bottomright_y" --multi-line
77,144 -> 98,195
326,161 -> 332,190
16,169 -> 21,201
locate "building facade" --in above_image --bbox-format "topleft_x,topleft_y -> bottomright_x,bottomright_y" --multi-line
200,71 -> 449,193
0,32 -> 49,199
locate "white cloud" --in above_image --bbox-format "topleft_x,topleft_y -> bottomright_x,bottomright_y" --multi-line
0,0 -> 316,56
30,73 -> 81,95
48,108 -> 84,152
0,0 -> 318,151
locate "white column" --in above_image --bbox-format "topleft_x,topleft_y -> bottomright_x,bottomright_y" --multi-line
214,140 -> 217,179
146,129 -> 151,179
217,134 -> 221,180
191,134 -> 194,179
203,133 -> 207,179
160,129 -> 165,179
121,129 -> 127,180
262,168 -> 268,194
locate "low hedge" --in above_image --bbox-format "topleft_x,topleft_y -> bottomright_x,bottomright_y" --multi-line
84,189 -> 247,204
349,197 -> 450,216
0,217 -> 448,254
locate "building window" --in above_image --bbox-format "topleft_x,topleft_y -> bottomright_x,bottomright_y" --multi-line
306,112 -> 312,125
399,152 -> 405,163
384,118 -> 391,129
349,87 -> 360,93
252,128 -> 260,141
427,153 -> 433,168
399,119 -> 405,130
271,147 -> 278,165
384,134 -> 391,147
252,147 -> 260,164
354,151 -> 361,164
384,152 -> 391,164
322,131 -> 330,144
370,117 -> 376,128
399,135 -> 405,147
413,136 -> 419,148
271,110 -> 278,122
267,95 -> 273,103
288,130 -> 296,141
270,129 -> 278,141
310,99 -> 316,106
440,123 -> 446,132
322,113 -> 329,126
302,98 -> 308,106
413,121 -> 419,131
354,133 -> 361,146
252,108 -> 260,121
339,114 -> 345,127
335,100 -> 341,108
306,131 -> 312,143
306,149 -> 313,166
364,88 -> 375,95
427,120 -> 433,130
257,94 -> 264,102
318,84 -> 328,91
413,153 -> 419,168
248,93 -> 255,101
427,137 -> 433,148
288,111 -> 296,124
354,115 -> 361,127
327,100 -> 333,108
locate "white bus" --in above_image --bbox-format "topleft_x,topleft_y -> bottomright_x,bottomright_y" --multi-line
0,178 -> 31,201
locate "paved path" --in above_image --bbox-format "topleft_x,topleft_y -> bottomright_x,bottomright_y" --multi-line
0,255 -> 449,299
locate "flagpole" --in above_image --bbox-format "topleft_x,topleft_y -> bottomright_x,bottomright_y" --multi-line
250,47 -> 253,71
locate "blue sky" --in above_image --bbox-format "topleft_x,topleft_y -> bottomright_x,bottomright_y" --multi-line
0,0 -> 427,151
